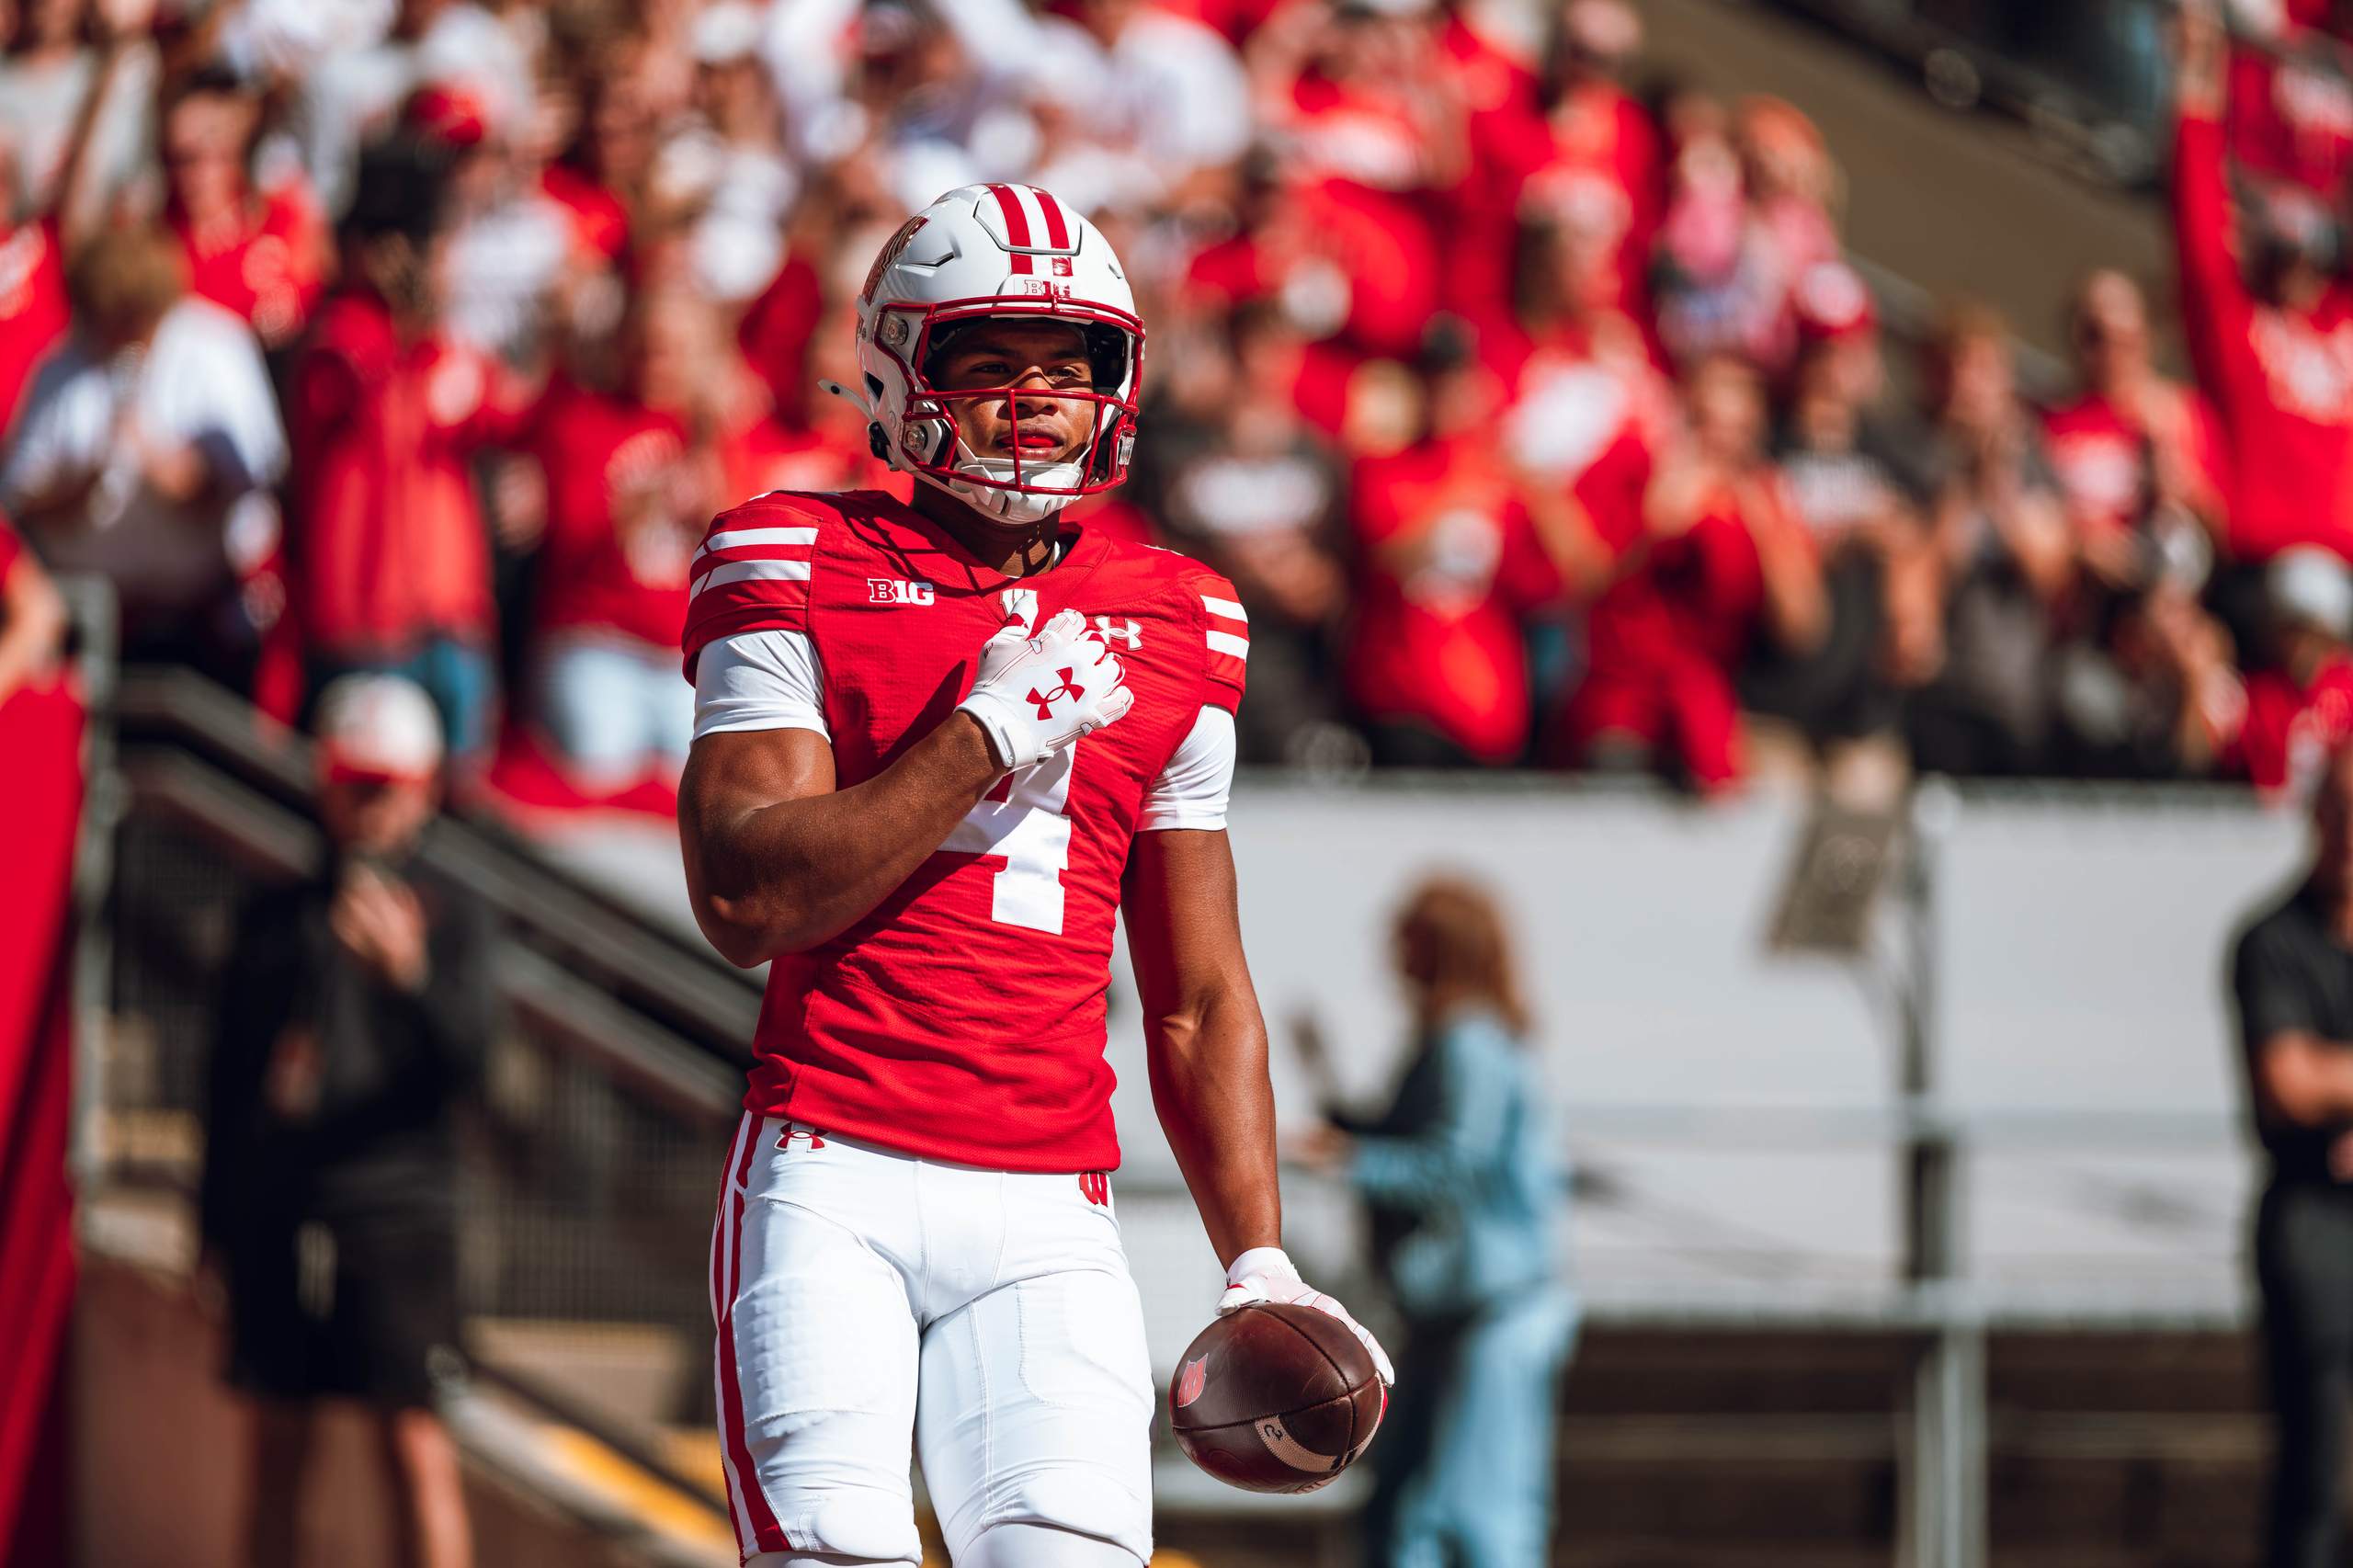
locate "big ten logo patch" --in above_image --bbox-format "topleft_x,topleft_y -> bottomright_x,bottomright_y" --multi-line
867,577 -> 936,606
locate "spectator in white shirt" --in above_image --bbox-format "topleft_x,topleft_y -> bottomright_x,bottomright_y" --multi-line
0,222 -> 286,673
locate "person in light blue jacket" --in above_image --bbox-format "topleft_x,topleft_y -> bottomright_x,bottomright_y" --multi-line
1295,874 -> 1576,1568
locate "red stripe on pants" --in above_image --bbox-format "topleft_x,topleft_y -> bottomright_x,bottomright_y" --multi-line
718,1118 -> 789,1553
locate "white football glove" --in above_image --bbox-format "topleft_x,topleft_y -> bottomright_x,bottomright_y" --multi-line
1217,1245 -> 1394,1387
957,606 -> 1134,771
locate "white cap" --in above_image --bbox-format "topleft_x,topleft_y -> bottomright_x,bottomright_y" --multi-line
693,2 -> 764,64
2271,547 -> 2353,639
313,674 -> 444,781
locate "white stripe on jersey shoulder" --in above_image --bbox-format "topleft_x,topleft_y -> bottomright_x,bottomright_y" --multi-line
701,525 -> 820,554
693,559 -> 813,597
1200,595 -> 1248,623
1206,630 -> 1249,659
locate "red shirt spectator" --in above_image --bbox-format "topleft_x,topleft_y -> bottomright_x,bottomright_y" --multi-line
537,278 -> 878,654
2234,656 -> 2353,792
1257,11 -> 1455,360
288,288 -> 521,661
1494,86 -> 1662,338
1347,433 -> 1562,763
530,385 -> 698,650
533,394 -> 866,653
161,81 -> 326,350
2042,269 -> 2231,558
2227,548 -> 2353,793
740,251 -> 827,429
2174,108 -> 2353,560
1557,357 -> 1824,790
1493,305 -> 1675,581
1452,1 -> 1658,334
2226,28 -> 2353,197
2044,392 -> 2229,540
1562,506 -> 1765,790
0,215 -> 67,438
168,182 -> 327,349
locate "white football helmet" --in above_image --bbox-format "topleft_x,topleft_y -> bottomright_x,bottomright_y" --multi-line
838,183 -> 1143,526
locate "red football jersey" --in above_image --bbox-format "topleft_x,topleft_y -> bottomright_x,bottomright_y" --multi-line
681,490 -> 1248,1172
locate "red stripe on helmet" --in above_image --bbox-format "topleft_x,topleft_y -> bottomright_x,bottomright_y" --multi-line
987,184 -> 1034,274
1033,187 -> 1072,250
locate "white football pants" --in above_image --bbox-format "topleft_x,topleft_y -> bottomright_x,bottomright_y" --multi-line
711,1115 -> 1154,1564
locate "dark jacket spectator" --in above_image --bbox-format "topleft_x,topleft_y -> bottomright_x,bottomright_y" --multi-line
2230,743 -> 2353,1568
201,672 -> 491,1568
1901,304 -> 2074,777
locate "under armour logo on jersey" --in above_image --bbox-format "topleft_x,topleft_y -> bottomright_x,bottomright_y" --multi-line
1078,1171 -> 1109,1207
1028,670 -> 1081,719
1092,616 -> 1142,649
867,577 -> 936,606
776,1125 -> 827,1152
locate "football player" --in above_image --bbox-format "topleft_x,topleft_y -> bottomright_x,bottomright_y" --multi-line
676,183 -> 1392,1568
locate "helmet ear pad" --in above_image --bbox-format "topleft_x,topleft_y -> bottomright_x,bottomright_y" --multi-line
1084,413 -> 1135,484
867,422 -> 890,461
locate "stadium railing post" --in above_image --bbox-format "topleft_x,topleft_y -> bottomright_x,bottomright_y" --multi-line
1898,778 -> 1986,1568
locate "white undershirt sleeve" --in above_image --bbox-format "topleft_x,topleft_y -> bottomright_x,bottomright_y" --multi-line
692,630 -> 830,741
1138,705 -> 1237,832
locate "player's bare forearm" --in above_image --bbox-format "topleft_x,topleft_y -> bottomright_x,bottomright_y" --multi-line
1125,829 -> 1283,1267
1150,983 -> 1283,1267
679,715 -> 1003,965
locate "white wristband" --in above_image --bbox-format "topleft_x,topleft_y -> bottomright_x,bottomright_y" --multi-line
1224,1246 -> 1298,1288
955,693 -> 1024,772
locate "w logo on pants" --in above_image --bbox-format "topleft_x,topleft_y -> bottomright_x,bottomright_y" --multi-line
1077,1172 -> 1109,1207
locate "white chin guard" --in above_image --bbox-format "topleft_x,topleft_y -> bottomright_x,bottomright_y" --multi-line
932,457 -> 1086,527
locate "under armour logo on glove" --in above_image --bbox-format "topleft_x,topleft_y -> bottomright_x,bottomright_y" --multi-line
1029,670 -> 1082,719
957,608 -> 1135,770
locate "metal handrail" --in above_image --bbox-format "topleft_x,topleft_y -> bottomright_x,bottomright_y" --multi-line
112,667 -> 761,1054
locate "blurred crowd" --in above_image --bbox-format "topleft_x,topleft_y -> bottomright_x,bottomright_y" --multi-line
6,0 -> 2353,802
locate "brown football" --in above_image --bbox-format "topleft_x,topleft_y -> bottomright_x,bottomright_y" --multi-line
1165,1301 -> 1385,1494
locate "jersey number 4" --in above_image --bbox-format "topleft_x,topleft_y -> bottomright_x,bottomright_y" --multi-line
941,746 -> 1075,934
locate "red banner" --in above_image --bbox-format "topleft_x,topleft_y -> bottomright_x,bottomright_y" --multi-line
0,678 -> 85,1564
